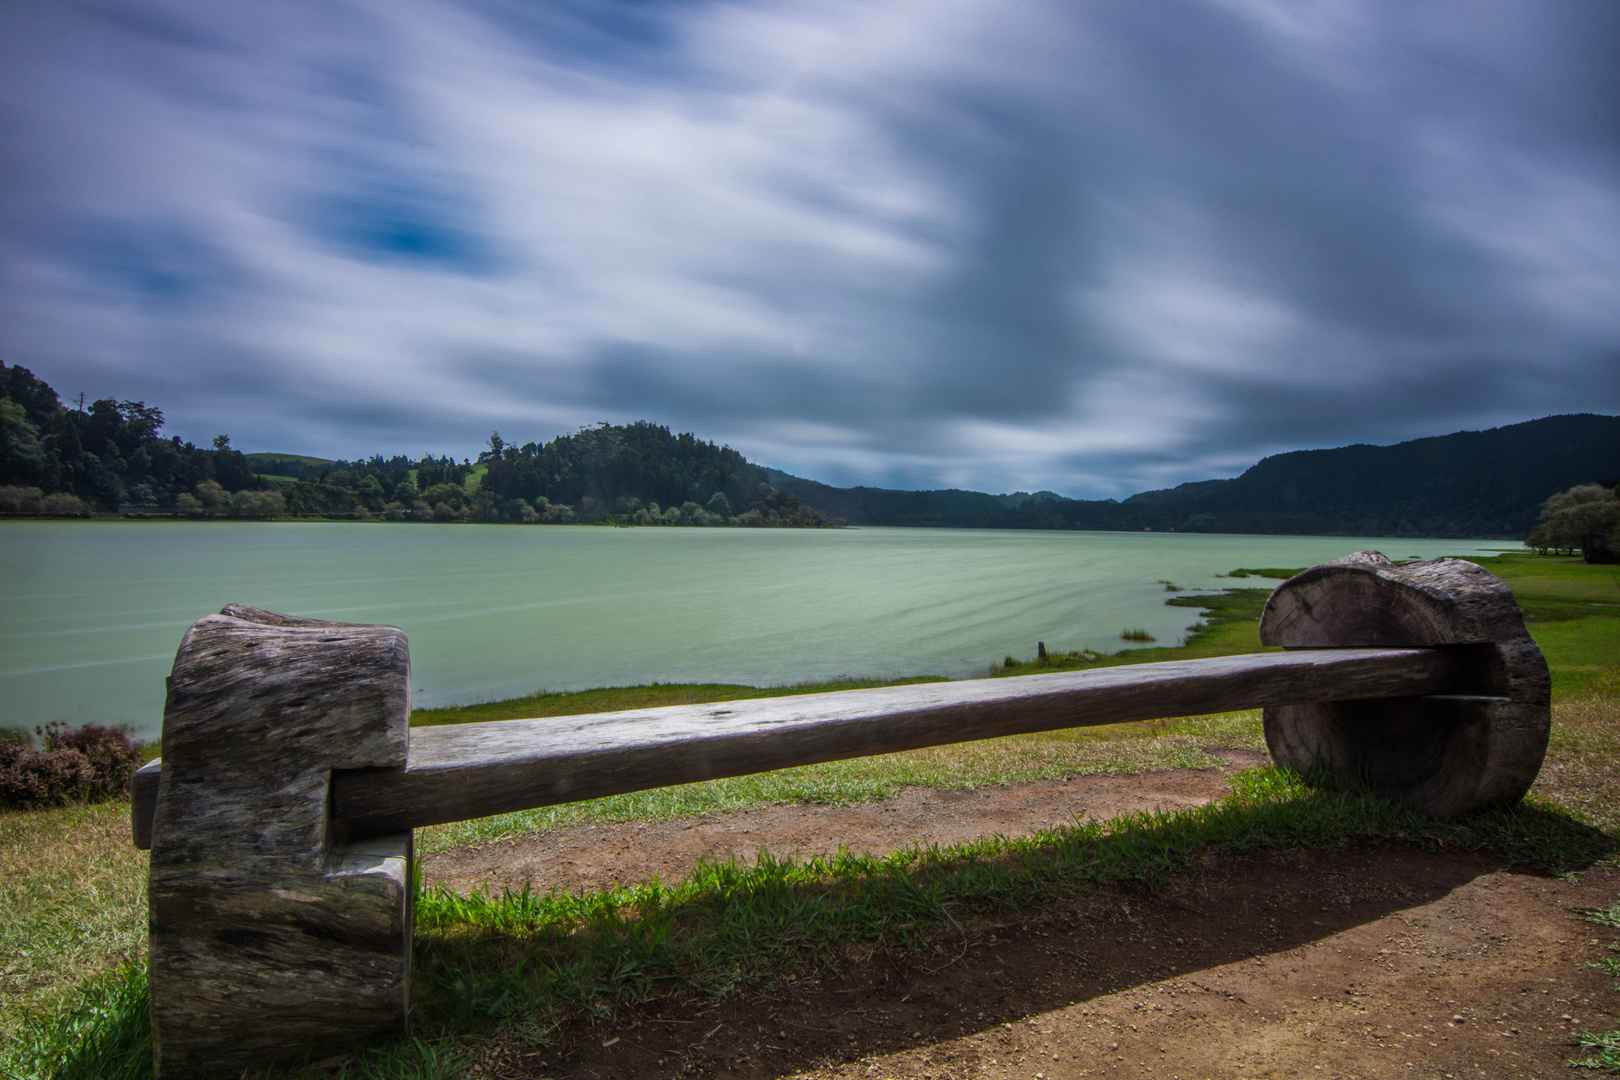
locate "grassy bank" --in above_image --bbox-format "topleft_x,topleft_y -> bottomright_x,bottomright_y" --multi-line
405,578 -> 1287,851
397,771 -> 1614,1078
4,553 -> 1618,1078
406,552 -> 1620,853
16,764 -> 1617,1080
1472,552 -> 1620,699
0,802 -> 148,1065
399,552 -> 1615,729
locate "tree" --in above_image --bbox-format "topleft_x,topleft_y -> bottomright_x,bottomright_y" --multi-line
421,482 -> 468,510
230,490 -> 286,519
1533,484 -> 1619,563
356,475 -> 386,512
0,399 -> 48,486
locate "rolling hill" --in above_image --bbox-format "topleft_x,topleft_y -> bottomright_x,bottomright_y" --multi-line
769,414 -> 1620,538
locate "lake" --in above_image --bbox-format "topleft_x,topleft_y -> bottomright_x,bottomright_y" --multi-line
0,522 -> 1512,742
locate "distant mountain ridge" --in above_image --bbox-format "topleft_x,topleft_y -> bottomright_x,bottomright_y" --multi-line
6,351 -> 1610,537
768,414 -> 1620,538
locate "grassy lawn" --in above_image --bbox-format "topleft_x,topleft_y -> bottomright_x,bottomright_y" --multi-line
0,803 -> 148,1063
4,551 -> 1617,1078
1466,552 -> 1620,699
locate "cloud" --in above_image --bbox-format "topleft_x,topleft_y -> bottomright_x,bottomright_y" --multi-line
0,0 -> 1616,497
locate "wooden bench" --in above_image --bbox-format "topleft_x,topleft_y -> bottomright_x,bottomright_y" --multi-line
130,551 -> 1550,1077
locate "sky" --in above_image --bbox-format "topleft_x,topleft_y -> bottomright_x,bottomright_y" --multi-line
1,1 -> 1617,499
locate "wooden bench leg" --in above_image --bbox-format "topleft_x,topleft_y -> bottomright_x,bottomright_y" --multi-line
1259,552 -> 1551,817
147,605 -> 413,1078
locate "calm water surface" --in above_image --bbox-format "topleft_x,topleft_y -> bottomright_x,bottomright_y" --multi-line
0,522 -> 1510,741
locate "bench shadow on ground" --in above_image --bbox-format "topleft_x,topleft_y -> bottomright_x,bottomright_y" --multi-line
434,806 -> 1616,1080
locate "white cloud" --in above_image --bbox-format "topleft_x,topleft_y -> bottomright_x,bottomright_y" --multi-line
0,0 -> 1615,491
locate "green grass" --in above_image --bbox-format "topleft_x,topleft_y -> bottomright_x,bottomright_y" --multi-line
403,770 -> 1614,1061
1530,619 -> 1620,699
15,765 -> 1615,1080
0,802 -> 148,1048
417,710 -> 1265,854
1571,900 -> 1620,1072
1465,553 -> 1620,699
1532,691 -> 1620,836
242,453 -> 335,466
996,586 -> 1275,675
1465,552 -> 1620,619
5,964 -> 151,1080
219,772 -> 1620,1078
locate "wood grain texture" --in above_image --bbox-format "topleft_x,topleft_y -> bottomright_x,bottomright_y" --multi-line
1258,552 -> 1550,817
131,757 -> 160,849
331,646 -> 1477,838
147,605 -> 413,1079
132,645 -> 1478,849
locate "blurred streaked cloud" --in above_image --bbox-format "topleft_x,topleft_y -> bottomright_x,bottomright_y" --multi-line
1,0 -> 1616,496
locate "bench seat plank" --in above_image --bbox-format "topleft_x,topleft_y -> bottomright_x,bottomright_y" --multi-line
330,646 -> 1471,838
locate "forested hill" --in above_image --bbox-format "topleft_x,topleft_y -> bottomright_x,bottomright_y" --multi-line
0,361 -> 258,513
1106,415 -> 1620,537
478,423 -> 825,526
0,360 -> 828,525
769,414 -> 1620,538
4,355 -> 1612,536
762,472 -> 1013,529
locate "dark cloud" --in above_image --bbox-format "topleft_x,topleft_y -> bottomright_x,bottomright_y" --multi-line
0,0 -> 1615,494
61,218 -> 248,308
301,172 -> 497,273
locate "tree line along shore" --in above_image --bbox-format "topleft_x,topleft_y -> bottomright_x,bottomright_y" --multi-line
3,359 -> 1617,553
0,362 -> 834,527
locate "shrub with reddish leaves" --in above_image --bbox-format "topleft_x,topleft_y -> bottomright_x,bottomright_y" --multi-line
0,722 -> 143,809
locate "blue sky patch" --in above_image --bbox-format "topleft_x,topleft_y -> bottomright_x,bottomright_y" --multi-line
307,178 -> 496,274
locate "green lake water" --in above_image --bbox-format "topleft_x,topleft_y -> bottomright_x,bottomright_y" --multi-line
0,522 -> 1512,742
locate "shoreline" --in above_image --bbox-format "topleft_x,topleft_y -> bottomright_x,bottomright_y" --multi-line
0,513 -> 1525,541
407,575 -> 1289,729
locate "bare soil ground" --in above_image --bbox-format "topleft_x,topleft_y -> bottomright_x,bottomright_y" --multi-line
421,752 -> 1268,896
421,757 -> 1620,1080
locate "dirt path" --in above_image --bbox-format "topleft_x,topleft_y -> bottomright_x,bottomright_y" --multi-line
426,762 -> 1620,1080
420,753 -> 1268,896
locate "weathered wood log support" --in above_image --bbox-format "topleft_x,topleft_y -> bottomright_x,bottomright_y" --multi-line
134,553 -> 1550,1075
146,605 -> 413,1079
1259,552 -> 1550,816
